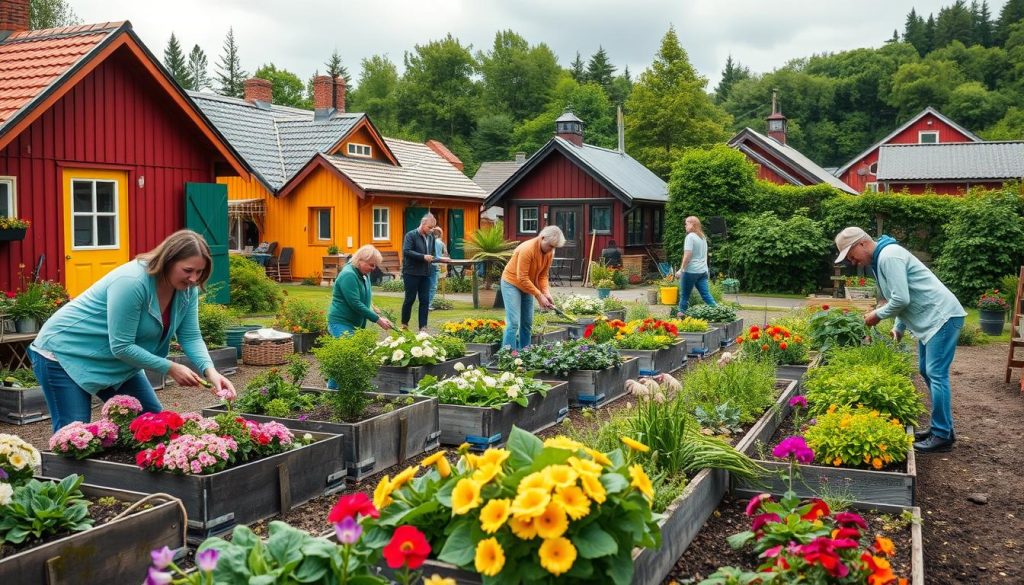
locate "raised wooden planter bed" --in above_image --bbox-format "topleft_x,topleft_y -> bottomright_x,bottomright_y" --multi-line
41,431 -> 345,544
0,481 -> 186,585
0,384 -> 48,424
431,381 -> 570,449
373,353 -> 482,393
774,351 -> 822,389
203,392 -> 439,482
733,378 -> 800,456
168,346 -> 238,376
711,318 -> 744,346
465,342 -> 501,364
604,309 -> 626,321
290,331 -> 321,354
619,339 -> 687,375
531,327 -> 568,345
542,356 -> 640,407
679,327 -> 722,357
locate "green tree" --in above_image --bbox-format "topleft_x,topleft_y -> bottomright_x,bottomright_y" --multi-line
586,47 -> 616,92
996,0 -> 1024,45
29,0 -> 80,29
478,30 -> 560,121
924,14 -> 937,53
945,81 -> 1006,128
324,49 -> 349,83
471,113 -> 515,163
625,27 -> 732,178
215,28 -> 248,98
903,8 -> 929,56
511,75 -> 615,154
714,55 -> 751,103
974,0 -> 995,47
254,63 -> 309,108
348,55 -> 401,135
395,34 -> 479,143
934,0 -> 976,48
163,33 -> 192,89
185,45 -> 210,91
608,67 -> 633,106
980,106 -> 1024,138
569,52 -> 586,83
886,60 -> 964,116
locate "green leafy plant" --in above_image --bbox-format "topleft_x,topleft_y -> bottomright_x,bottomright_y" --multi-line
463,221 -> 517,289
595,278 -> 614,289
300,272 -> 321,286
625,301 -> 651,322
684,304 -> 737,323
314,328 -> 381,421
235,362 -> 316,417
694,403 -> 745,436
1,367 -> 38,387
0,475 -> 93,544
274,298 -> 327,336
667,316 -> 711,332
229,255 -> 284,314
726,212 -> 831,294
416,365 -> 549,408
588,261 -> 614,286
431,334 -> 466,360
0,217 -> 30,230
326,244 -> 340,255
803,364 -> 924,425
824,342 -> 915,378
602,296 -> 626,311
805,406 -> 912,470
377,278 -> 405,292
958,323 -> 988,346
9,283 -> 50,322
494,339 -> 624,376
808,307 -> 870,352
680,360 -> 777,423
197,301 -> 234,347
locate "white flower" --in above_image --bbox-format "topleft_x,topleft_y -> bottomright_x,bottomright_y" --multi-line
483,376 -> 497,388
303,433 -> 313,442
411,346 -> 424,358
506,385 -> 520,399
390,338 -> 402,348
454,362 -> 466,371
455,378 -> 470,390
499,372 -> 514,383
423,347 -> 435,358
391,349 -> 405,362
416,331 -> 430,341
0,483 -> 12,506
513,358 -> 523,366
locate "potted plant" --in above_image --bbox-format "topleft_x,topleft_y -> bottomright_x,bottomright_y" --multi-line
463,221 -> 517,308
0,367 -> 47,424
0,216 -> 30,241
977,288 -> 1009,335
326,244 -> 340,255
274,298 -> 328,353
595,278 -> 613,299
9,283 -> 49,333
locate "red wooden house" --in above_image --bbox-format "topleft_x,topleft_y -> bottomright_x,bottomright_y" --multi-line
874,141 -> 1024,194
0,9 -> 248,295
482,113 -> 668,279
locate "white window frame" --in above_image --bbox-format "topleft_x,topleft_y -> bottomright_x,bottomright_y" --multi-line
372,206 -> 390,241
519,206 -> 539,234
918,131 -> 939,144
315,208 -> 332,241
229,217 -> 243,251
0,177 -> 16,218
865,182 -> 879,193
347,143 -> 372,158
71,178 -> 119,250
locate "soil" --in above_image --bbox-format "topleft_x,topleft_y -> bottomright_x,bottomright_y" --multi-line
0,493 -> 138,559
663,495 -> 915,584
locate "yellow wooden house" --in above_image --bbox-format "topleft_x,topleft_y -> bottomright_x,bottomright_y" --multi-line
190,76 -> 484,280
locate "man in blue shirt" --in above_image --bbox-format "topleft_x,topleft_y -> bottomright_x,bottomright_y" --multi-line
835,227 -> 966,453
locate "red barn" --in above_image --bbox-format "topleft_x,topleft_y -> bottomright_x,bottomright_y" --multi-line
875,141 -> 1024,195
0,12 -> 248,295
482,112 -> 668,280
835,107 -> 980,193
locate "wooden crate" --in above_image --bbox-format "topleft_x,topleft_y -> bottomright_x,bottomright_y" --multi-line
679,328 -> 722,356
434,382 -> 570,448
0,482 -> 185,585
203,392 -> 439,482
0,385 -> 48,424
41,432 -> 345,543
619,339 -> 688,375
373,353 -> 482,393
167,346 -> 238,376
542,357 -> 640,407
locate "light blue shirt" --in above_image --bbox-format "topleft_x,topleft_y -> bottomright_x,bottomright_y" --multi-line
33,260 -> 212,393
873,244 -> 966,344
684,233 -> 709,273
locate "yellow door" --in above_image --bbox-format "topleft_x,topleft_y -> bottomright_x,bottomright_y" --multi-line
62,169 -> 130,296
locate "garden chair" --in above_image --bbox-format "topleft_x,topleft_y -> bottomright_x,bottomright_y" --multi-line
266,247 -> 293,282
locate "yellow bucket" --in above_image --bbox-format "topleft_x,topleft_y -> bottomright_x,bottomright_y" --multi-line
659,286 -> 678,306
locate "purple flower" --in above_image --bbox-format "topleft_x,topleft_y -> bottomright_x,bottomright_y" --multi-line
196,548 -> 220,572
150,546 -> 174,569
0,468 -> 7,481
789,395 -> 807,408
335,516 -> 362,544
297,415 -> 309,421
772,436 -> 815,464
145,567 -> 173,585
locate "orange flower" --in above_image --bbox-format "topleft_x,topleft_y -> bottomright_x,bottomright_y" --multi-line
874,535 -> 895,557
750,331 -> 761,340
736,336 -> 744,344
779,342 -> 788,350
761,344 -> 769,351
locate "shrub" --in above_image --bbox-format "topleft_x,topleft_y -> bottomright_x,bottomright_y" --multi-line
439,276 -> 472,293
300,272 -> 321,286
376,278 -> 404,292
314,328 -> 381,421
626,301 -> 651,321
274,298 -> 327,336
680,360 -> 777,423
727,212 -> 831,294
588,261 -> 614,285
431,334 -> 466,360
229,255 -> 284,314
685,304 -> 736,323
958,323 -> 987,346
805,406 -> 912,470
803,364 -> 924,425
808,307 -> 870,352
824,342 -> 916,378
197,301 -> 233,347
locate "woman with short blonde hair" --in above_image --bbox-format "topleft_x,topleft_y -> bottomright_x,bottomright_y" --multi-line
326,245 -> 392,388
500,225 -> 565,349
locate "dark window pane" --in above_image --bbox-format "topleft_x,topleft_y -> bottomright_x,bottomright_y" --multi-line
96,181 -> 116,212
0,184 -> 9,217
318,210 -> 331,239
73,216 -> 93,246
97,216 -> 116,246
73,181 -> 93,212
590,206 -> 611,233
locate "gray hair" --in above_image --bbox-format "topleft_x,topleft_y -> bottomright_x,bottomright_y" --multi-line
539,225 -> 566,248
419,213 -> 436,227
351,244 -> 383,265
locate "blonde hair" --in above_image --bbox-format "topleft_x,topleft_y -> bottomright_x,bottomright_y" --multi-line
136,230 -> 212,287
433,227 -> 443,237
686,216 -> 707,240
351,244 -> 383,265
539,225 -> 566,248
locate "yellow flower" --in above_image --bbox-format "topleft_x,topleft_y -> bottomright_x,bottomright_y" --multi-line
510,488 -> 550,519
452,478 -> 483,515
389,465 -> 419,491
474,537 -> 506,577
543,436 -> 583,451
464,453 -> 482,470
479,448 -> 510,468
8,452 -> 26,469
479,498 -> 512,533
568,456 -> 603,477
832,457 -> 843,467
620,436 -> 650,453
420,450 -> 447,467
519,471 -> 554,492
473,463 -> 501,485
543,464 -> 578,490
535,500 -> 569,539
457,442 -> 471,455
435,455 -> 452,478
579,472 -> 607,504
508,515 -> 538,540
827,404 -> 838,414
584,448 -> 612,467
553,485 -> 591,520
374,475 -> 394,509
629,464 -> 654,502
538,536 -> 577,576
423,575 -> 456,585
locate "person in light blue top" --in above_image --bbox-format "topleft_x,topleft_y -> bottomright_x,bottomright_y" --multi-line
428,226 -> 449,310
834,226 -> 966,453
675,216 -> 717,317
30,230 -> 235,432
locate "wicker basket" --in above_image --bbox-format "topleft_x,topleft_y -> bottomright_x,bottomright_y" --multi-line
242,336 -> 294,366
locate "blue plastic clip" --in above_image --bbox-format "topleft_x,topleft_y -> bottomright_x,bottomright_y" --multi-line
556,406 -> 570,422
465,433 -> 502,451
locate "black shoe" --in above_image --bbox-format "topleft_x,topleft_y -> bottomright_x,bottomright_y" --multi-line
914,434 -> 955,453
914,428 -> 932,441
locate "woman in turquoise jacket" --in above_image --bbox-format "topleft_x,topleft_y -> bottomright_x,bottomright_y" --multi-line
326,245 -> 393,389
30,230 -> 235,431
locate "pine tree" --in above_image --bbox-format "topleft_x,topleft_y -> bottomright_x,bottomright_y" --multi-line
569,52 -> 586,83
163,33 -> 192,89
586,47 -> 616,92
714,55 -> 751,103
924,14 -> 937,53
215,27 -> 248,98
903,8 -> 928,55
996,0 -> 1024,45
976,0 -> 994,47
324,49 -> 349,83
186,45 -> 210,91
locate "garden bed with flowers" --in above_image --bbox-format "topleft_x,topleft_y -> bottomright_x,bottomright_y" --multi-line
0,369 -> 45,425
684,305 -> 743,346
583,317 -> 687,376
442,318 -> 506,363
668,316 -> 721,357
372,330 -> 482,393
415,365 -> 570,448
39,396 -> 345,543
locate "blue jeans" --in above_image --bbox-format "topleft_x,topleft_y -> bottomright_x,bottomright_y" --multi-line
501,280 -> 534,351
918,316 -> 963,440
401,274 -> 432,329
677,271 -> 716,315
428,268 -> 439,308
30,348 -> 162,432
326,322 -> 357,390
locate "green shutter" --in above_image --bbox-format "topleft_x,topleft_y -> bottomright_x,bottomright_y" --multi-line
185,183 -> 230,304
404,207 -> 429,234
447,209 -> 465,259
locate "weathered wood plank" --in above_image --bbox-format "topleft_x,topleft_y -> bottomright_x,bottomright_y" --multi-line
373,353 -> 482,393
619,340 -> 687,375
465,342 -> 501,364
733,379 -> 800,456
531,327 -> 569,345
551,357 -> 640,407
711,318 -> 744,345
435,382 -> 570,448
774,351 -> 822,390
679,328 -> 723,356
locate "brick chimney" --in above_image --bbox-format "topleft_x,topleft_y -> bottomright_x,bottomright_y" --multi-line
426,140 -> 464,172
313,75 -> 347,113
334,76 -> 346,113
555,111 -> 584,147
0,0 -> 30,39
243,78 -> 272,106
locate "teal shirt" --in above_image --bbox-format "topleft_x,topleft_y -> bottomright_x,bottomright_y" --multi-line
33,260 -> 213,393
873,243 -> 966,344
327,263 -> 378,328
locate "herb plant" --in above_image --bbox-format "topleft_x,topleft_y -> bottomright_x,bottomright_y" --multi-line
808,307 -> 870,351
680,360 -> 777,423
493,339 -> 624,377
416,365 -> 549,408
0,475 -> 93,544
803,364 -> 924,425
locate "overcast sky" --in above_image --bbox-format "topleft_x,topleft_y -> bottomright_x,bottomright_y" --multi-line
74,0 -> 984,89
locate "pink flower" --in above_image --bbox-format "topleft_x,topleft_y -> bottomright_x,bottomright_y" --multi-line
788,395 -> 807,408
745,493 -> 772,516
773,436 -> 815,464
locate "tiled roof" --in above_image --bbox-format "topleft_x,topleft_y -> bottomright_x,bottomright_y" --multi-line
876,142 -> 1024,181
0,22 -> 123,128
557,137 -> 668,203
472,161 -> 523,195
324,138 -> 486,199
729,128 -> 859,194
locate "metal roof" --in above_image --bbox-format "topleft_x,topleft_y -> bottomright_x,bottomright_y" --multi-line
556,111 -> 584,124
472,161 -> 524,195
728,127 -> 858,194
876,142 -> 1024,181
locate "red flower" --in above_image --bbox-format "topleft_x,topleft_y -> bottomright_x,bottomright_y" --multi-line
822,304 -> 830,311
801,499 -> 831,521
779,342 -> 788,350
328,493 -> 379,523
383,525 -> 431,569
583,324 -> 596,338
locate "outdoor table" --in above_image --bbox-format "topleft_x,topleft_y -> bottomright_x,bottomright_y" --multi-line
445,259 -> 482,308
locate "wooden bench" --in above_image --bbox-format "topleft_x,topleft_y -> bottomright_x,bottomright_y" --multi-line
379,251 -> 400,282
